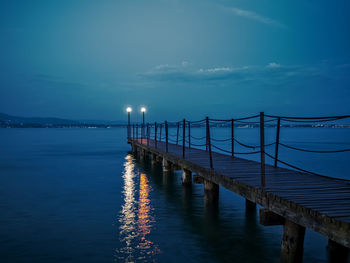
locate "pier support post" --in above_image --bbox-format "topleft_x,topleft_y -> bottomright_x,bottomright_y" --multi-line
132,144 -> 137,154
140,149 -> 146,160
280,219 -> 305,263
204,179 -> 219,205
327,239 -> 349,263
162,159 -> 172,172
156,155 -> 163,163
182,169 -> 192,186
246,199 -> 256,212
193,174 -> 204,184
151,153 -> 157,165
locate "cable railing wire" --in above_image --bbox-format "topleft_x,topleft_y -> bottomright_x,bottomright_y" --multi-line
190,142 -> 207,147
211,144 -> 232,154
278,118 -> 341,123
209,114 -> 260,122
265,114 -> 350,120
211,137 -> 232,142
279,143 -> 350,153
188,118 -> 206,124
211,143 -> 261,155
233,138 -> 275,149
190,135 -> 206,140
234,118 -> 277,124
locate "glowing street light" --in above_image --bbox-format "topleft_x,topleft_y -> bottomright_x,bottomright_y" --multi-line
141,107 -> 146,138
141,107 -> 146,123
126,107 -> 132,138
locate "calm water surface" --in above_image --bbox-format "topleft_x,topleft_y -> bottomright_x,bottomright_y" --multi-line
0,128 -> 349,262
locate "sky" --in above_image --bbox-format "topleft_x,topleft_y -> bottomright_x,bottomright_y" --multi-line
1,0 -> 350,122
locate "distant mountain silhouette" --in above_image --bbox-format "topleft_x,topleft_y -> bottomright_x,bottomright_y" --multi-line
0,113 -> 127,126
0,112 -> 80,125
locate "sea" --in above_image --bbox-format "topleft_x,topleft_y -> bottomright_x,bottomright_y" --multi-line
0,127 -> 349,263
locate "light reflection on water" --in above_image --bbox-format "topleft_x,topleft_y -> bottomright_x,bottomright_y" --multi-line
116,154 -> 159,262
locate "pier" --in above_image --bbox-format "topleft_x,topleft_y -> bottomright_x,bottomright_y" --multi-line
127,113 -> 350,263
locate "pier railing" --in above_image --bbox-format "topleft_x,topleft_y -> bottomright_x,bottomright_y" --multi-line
129,113 -> 350,185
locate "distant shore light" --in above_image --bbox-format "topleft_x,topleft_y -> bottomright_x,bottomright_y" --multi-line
126,107 -> 132,113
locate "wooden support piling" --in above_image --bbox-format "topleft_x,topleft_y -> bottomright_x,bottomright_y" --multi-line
140,149 -> 146,160
245,199 -> 256,211
162,159 -> 172,172
280,219 -> 305,263
204,179 -> 219,205
151,153 -> 157,165
182,168 -> 192,185
193,174 -> 204,184
132,143 -> 137,154
327,239 -> 349,263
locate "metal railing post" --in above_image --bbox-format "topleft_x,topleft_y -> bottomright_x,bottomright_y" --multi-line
206,117 -> 213,169
127,124 -> 129,140
182,119 -> 186,158
231,119 -> 234,157
206,122 -> 208,152
260,112 -> 265,187
274,117 -> 281,167
155,122 -> 157,149
176,122 -> 179,145
136,124 -> 138,140
165,121 -> 168,153
159,124 -> 162,142
188,121 -> 191,149
147,123 -> 150,146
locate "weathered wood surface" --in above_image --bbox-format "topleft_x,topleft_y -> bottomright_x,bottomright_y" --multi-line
130,138 -> 350,248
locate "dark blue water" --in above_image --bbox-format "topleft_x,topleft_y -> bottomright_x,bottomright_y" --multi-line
0,128 -> 349,262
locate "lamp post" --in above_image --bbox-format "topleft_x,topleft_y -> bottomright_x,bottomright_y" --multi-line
141,107 -> 146,138
126,107 -> 132,139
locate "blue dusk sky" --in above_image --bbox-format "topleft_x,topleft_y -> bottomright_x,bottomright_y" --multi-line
1,0 -> 350,122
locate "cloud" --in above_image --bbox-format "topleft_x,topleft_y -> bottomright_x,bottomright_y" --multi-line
181,61 -> 191,67
140,62 -> 325,86
266,62 -> 281,68
228,7 -> 285,28
199,67 -> 233,73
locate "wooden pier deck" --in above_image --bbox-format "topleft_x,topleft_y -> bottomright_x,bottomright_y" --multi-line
129,137 -> 350,262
